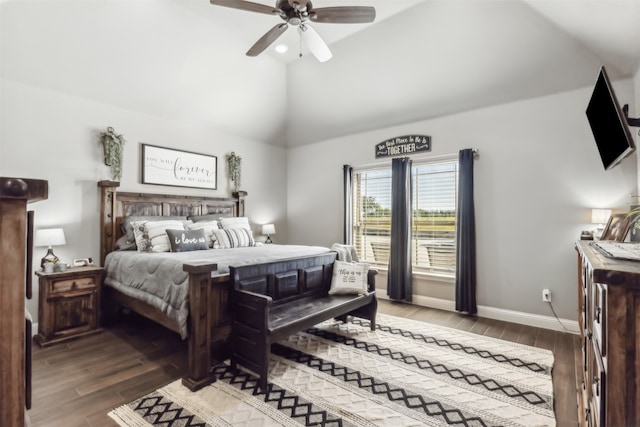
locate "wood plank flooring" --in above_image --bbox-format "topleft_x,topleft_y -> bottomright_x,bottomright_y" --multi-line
28,300 -> 580,427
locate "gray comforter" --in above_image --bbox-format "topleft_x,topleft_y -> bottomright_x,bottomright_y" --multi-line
103,244 -> 331,338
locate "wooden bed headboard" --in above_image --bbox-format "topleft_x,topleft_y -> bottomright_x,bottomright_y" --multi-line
98,180 -> 247,266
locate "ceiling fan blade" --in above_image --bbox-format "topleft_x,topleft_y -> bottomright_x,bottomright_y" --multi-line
210,0 -> 282,16
310,6 -> 376,24
298,24 -> 332,63
246,23 -> 289,57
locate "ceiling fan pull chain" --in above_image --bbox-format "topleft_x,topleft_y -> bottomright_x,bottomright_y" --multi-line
299,34 -> 303,58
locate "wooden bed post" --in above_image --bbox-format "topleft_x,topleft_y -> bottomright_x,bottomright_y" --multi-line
233,191 -> 247,217
98,180 -> 120,267
182,261 -> 219,391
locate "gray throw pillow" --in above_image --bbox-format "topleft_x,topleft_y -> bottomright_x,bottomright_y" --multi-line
166,228 -> 209,252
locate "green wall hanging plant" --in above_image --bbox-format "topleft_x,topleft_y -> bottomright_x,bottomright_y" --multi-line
100,126 -> 126,181
226,151 -> 242,192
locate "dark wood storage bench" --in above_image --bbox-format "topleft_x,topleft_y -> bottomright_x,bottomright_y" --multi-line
229,252 -> 377,390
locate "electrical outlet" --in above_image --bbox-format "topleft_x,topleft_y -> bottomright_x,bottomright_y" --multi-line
542,289 -> 551,302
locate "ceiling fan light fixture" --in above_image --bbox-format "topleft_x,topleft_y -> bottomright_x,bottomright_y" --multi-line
298,24 -> 331,62
275,44 -> 289,53
210,0 -> 373,62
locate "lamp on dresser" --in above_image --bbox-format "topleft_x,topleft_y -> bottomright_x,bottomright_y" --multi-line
34,228 -> 66,268
591,209 -> 612,239
262,223 -> 275,244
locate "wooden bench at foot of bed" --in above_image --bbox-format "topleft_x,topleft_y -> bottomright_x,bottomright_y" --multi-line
229,252 -> 378,390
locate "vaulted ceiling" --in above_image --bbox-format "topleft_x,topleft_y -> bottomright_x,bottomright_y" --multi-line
2,0 -> 639,147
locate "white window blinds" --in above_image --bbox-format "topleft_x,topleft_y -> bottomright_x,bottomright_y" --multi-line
351,159 -> 458,274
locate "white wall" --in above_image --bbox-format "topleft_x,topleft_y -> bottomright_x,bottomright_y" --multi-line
0,1 -> 289,145
0,79 -> 288,321
286,0 -> 609,146
287,80 -> 638,322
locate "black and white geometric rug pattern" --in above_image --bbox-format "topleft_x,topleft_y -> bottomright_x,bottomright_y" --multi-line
109,314 -> 555,427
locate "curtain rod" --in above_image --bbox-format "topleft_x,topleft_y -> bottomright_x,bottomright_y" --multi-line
352,149 -> 478,171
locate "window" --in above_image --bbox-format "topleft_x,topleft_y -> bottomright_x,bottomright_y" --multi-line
351,158 -> 458,275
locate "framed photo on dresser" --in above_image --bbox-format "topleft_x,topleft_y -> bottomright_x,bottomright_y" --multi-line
626,206 -> 640,242
600,213 -> 630,241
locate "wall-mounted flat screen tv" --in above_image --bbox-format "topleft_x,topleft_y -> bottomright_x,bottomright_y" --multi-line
586,66 -> 636,170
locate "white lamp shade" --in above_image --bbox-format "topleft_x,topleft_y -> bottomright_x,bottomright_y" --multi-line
262,224 -> 276,235
591,209 -> 612,225
34,228 -> 66,247
298,24 -> 332,63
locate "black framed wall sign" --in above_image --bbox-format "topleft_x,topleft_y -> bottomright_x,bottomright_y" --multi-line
141,144 -> 217,190
375,135 -> 431,159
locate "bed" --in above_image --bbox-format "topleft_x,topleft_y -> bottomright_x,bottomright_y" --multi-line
97,181 -> 332,390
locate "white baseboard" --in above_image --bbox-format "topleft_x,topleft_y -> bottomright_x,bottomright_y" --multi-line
377,293 -> 580,334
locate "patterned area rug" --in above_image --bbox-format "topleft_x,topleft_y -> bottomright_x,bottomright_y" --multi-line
109,313 -> 555,426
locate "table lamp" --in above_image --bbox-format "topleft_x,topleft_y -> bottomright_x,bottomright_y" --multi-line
34,228 -> 66,268
262,223 -> 275,244
591,209 -> 612,238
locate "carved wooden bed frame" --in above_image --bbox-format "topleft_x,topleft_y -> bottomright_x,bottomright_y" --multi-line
98,180 -> 248,390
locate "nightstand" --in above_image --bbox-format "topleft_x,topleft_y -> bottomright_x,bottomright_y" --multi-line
35,266 -> 104,346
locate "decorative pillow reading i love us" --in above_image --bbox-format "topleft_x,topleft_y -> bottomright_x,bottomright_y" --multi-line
166,228 -> 209,252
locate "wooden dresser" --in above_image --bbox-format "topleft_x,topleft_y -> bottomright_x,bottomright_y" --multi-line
0,177 -> 48,427
576,241 -> 640,427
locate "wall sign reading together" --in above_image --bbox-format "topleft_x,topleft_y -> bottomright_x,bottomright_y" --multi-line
375,135 -> 431,158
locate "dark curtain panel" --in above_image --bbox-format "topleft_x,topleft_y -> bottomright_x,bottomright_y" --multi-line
343,165 -> 353,245
455,149 -> 477,314
387,157 -> 413,302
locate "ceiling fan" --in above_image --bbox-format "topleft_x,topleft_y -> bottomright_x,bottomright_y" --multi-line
209,0 -> 376,62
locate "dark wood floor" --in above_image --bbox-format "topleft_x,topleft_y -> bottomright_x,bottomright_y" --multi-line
29,299 -> 581,427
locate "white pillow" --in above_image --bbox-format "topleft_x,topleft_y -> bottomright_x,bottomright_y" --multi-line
130,218 -> 191,252
131,220 -> 151,252
219,216 -> 251,230
122,215 -> 188,246
329,260 -> 370,295
187,221 -> 219,248
144,220 -> 186,252
213,228 -> 255,248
